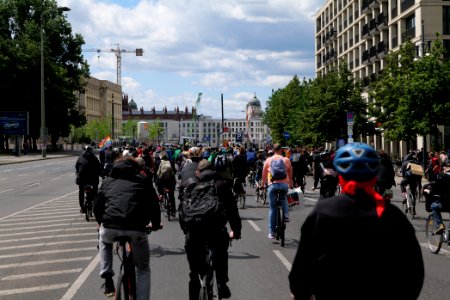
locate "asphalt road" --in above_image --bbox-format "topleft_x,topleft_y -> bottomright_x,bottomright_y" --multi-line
0,156 -> 448,299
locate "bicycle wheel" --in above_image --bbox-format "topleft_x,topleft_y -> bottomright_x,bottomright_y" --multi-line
426,214 -> 443,254
239,194 -> 245,209
164,195 -> 171,221
84,197 -> 91,222
262,190 -> 267,205
256,188 -> 260,203
280,213 -> 286,247
275,205 -> 282,241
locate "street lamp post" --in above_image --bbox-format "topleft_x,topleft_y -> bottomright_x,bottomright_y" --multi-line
40,6 -> 70,157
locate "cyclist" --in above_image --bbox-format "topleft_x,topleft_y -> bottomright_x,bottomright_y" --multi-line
156,151 -> 177,217
400,151 -> 422,215
261,143 -> 293,239
289,142 -> 424,300
231,146 -> 248,196
94,156 -> 161,298
318,150 -> 338,199
178,160 -> 241,299
375,149 -> 396,197
425,161 -> 450,234
75,145 -> 101,213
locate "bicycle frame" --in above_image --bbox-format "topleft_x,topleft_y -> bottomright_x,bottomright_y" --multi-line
274,190 -> 286,247
115,237 -> 136,300
84,184 -> 94,222
198,247 -> 216,300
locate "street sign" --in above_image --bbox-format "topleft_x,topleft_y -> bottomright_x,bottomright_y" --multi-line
347,112 -> 354,126
236,133 -> 243,142
283,132 -> 290,139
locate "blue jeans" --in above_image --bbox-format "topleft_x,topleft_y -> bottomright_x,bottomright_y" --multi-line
268,183 -> 289,234
431,201 -> 444,227
99,225 -> 150,300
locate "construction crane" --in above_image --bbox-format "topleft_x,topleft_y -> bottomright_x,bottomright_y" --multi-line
193,93 -> 202,145
83,44 -> 143,86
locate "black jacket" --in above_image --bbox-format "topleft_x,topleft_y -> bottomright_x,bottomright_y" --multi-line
94,159 -> 161,231
75,151 -> 101,185
289,192 -> 424,300
178,169 -> 242,238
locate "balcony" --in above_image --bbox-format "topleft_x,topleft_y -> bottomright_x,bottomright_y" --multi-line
368,0 -> 379,9
401,0 -> 415,13
361,0 -> 370,14
403,26 -> 416,40
362,24 -> 370,37
369,18 -> 379,35
369,46 -> 377,59
391,6 -> 398,19
391,36 -> 398,48
377,12 -> 388,30
362,50 -> 372,64
377,41 -> 388,58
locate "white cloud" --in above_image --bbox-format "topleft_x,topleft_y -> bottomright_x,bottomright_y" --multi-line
58,0 -> 326,118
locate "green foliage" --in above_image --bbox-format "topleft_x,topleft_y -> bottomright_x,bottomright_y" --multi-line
84,118 -> 110,142
369,36 -> 450,142
122,120 -> 138,139
263,63 -> 365,147
0,0 -> 89,148
148,120 -> 165,141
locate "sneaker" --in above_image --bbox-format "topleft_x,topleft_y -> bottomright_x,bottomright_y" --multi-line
217,283 -> 231,299
401,198 -> 407,204
434,224 -> 446,235
103,276 -> 115,297
268,233 -> 275,239
80,206 -> 86,214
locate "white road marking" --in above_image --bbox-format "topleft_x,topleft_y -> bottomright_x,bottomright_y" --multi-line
19,210 -> 80,217
0,191 -> 78,221
0,257 -> 92,269
0,239 -> 98,251
4,214 -> 78,221
50,177 -> 62,181
0,247 -> 96,259
0,227 -> 92,238
0,283 -> 70,296
420,242 -> 450,254
1,268 -> 82,280
273,250 -> 292,271
0,222 -> 90,232
0,188 -> 14,194
0,232 -> 97,243
0,218 -> 83,227
61,253 -> 101,300
247,220 -> 262,232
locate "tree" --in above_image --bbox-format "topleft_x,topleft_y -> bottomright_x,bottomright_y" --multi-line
122,120 -> 137,140
84,118 -> 110,143
148,121 -> 164,143
369,37 -> 450,148
0,0 -> 89,150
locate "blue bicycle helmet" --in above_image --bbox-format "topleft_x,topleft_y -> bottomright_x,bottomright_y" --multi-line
333,143 -> 379,181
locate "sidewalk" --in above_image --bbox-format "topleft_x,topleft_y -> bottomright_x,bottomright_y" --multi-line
0,151 -> 80,165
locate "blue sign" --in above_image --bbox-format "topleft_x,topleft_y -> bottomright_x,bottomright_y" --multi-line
347,112 -> 354,125
236,133 -> 243,142
283,132 -> 290,139
0,111 -> 29,135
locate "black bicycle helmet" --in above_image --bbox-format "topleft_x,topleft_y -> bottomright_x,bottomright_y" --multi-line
333,143 -> 379,181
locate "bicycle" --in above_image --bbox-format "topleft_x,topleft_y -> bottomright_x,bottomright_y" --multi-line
275,190 -> 286,247
393,160 -> 402,177
114,226 -> 154,300
425,213 -> 449,254
160,188 -> 173,221
198,246 -> 219,300
255,181 -> 267,204
402,185 -> 416,219
233,179 -> 246,209
114,236 -> 136,300
83,184 -> 95,222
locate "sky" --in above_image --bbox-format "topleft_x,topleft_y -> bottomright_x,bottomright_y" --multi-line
57,0 -> 326,119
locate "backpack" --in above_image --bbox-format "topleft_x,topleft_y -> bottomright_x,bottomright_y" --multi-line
179,178 -> 224,230
157,160 -> 174,180
270,157 -> 287,180
214,153 -> 228,171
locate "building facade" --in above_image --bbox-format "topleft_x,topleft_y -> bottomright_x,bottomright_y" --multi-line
76,77 -> 123,139
315,0 -> 450,156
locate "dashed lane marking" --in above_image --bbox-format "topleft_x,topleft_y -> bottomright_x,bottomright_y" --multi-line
0,232 -> 96,243
273,250 -> 292,271
247,220 -> 262,232
0,189 -> 14,194
0,283 -> 70,296
1,268 -> 83,280
0,227 -> 92,238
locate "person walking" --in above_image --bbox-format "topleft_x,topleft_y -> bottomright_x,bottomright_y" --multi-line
289,143 -> 424,300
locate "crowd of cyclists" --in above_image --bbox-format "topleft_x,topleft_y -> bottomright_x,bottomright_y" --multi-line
74,139 -> 450,299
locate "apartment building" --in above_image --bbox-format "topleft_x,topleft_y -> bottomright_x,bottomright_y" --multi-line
76,77 -> 122,139
315,0 -> 450,155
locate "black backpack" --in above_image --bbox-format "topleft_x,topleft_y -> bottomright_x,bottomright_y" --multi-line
214,154 -> 228,172
179,178 -> 225,230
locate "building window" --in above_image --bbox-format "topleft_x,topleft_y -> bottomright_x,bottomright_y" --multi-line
444,6 -> 450,35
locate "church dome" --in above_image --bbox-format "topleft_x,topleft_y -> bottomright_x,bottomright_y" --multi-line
248,95 -> 261,107
129,99 -> 138,110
